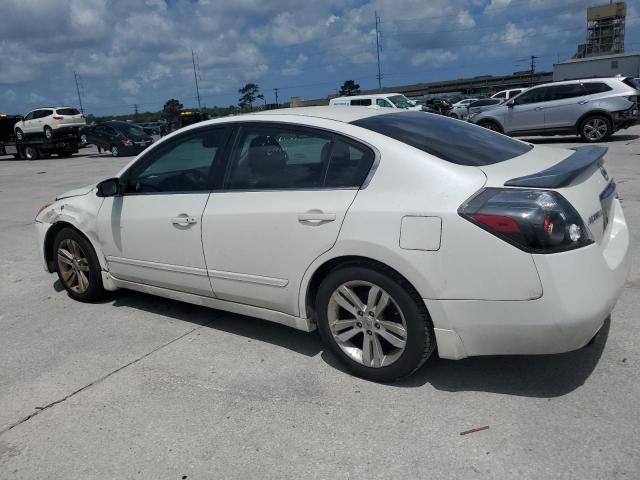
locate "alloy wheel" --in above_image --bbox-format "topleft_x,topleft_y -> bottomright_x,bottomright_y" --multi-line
111,146 -> 118,157
57,238 -> 91,294
327,280 -> 408,368
44,127 -> 53,139
80,134 -> 87,144
583,118 -> 608,141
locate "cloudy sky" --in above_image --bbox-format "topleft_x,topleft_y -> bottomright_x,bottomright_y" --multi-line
1,0 -> 639,115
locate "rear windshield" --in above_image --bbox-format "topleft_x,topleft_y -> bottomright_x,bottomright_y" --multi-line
352,112 -> 532,166
56,108 -> 80,115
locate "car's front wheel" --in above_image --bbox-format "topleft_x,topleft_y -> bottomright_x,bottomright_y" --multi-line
316,263 -> 435,382
15,128 -> 24,141
478,120 -> 501,132
53,227 -> 105,302
580,115 -> 612,142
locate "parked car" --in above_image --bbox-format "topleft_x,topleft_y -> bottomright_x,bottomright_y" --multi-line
491,88 -> 526,100
472,77 -> 640,142
329,93 -> 422,111
35,107 -> 629,382
449,98 -> 479,119
465,98 -> 503,120
14,107 -> 85,141
80,121 -> 153,157
137,122 -> 162,136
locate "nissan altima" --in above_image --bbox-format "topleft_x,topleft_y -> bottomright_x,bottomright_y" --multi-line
35,107 -> 629,381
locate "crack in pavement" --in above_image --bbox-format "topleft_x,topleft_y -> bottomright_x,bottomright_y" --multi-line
0,317 -> 217,436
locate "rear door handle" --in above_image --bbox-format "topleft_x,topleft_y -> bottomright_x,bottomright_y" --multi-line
578,100 -> 589,105
534,107 -> 544,111
298,211 -> 336,224
171,215 -> 198,226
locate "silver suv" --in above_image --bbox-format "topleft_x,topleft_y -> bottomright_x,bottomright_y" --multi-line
471,77 -> 639,142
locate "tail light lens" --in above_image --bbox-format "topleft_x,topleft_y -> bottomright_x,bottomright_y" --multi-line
52,115 -> 63,120
122,139 -> 133,146
459,188 -> 593,253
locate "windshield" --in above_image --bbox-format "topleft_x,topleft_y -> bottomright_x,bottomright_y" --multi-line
388,95 -> 414,109
352,112 -> 532,166
115,124 -> 147,137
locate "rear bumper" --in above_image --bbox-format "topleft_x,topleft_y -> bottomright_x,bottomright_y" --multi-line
428,199 -> 630,360
612,106 -> 639,129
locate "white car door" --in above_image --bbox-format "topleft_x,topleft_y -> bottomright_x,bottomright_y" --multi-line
201,123 -> 375,316
22,111 -> 38,133
96,126 -> 231,296
503,87 -> 550,133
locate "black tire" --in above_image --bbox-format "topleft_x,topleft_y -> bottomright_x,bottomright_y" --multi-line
316,262 -> 435,382
23,145 -> 40,160
478,120 -> 502,133
44,126 -> 53,140
110,145 -> 119,157
15,128 -> 24,141
53,227 -> 105,302
579,115 -> 612,143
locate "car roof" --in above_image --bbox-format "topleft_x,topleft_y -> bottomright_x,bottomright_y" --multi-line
331,93 -> 404,101
251,106 -> 393,123
528,77 -> 623,90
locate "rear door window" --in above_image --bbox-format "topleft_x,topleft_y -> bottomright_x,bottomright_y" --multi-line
352,112 -> 532,166
351,99 -> 372,106
546,84 -> 585,100
225,124 -> 374,189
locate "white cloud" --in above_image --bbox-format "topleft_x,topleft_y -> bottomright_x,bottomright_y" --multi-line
281,53 -> 309,76
119,79 -> 141,95
411,50 -> 459,66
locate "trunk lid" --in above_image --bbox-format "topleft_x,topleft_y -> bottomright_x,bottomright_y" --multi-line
480,144 -> 614,244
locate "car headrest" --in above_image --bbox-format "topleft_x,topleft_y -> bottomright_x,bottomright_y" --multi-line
248,135 -> 287,173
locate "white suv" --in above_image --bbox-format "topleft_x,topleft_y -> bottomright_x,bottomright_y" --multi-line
14,107 -> 86,141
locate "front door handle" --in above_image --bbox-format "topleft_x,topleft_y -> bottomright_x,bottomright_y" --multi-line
578,100 -> 589,105
534,107 -> 544,111
298,211 -> 336,225
171,215 -> 198,226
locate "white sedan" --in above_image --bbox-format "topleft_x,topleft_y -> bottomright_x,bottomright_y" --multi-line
34,107 -> 630,381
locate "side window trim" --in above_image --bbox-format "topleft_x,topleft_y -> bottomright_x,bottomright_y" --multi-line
220,121 -> 376,192
120,125 -> 233,196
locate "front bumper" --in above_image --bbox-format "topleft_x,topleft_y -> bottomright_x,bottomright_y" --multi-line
428,199 -> 630,360
34,220 -> 51,272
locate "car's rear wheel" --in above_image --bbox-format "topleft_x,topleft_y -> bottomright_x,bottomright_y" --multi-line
53,228 -> 105,302
44,126 -> 53,140
478,120 -> 501,132
580,115 -> 611,142
23,145 -> 39,160
111,145 -> 119,157
316,263 -> 435,382
15,128 -> 24,141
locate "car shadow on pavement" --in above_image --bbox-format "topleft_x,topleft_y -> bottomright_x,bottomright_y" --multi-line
99,287 -> 608,398
523,134 -> 639,144
109,289 -> 322,357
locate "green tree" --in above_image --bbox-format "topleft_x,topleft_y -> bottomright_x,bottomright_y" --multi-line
339,80 -> 361,96
162,98 -> 183,121
238,83 -> 262,111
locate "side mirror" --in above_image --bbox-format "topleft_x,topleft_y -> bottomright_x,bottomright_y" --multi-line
96,178 -> 120,197
506,100 -> 515,107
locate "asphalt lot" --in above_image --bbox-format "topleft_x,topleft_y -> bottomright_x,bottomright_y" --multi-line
1,130 -> 639,480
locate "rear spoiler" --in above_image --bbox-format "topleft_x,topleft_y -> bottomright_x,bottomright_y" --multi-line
504,145 -> 607,188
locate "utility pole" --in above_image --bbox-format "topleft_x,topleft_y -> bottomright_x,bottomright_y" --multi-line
73,71 -> 84,115
273,87 -> 280,106
133,104 -> 139,117
375,11 -> 383,89
192,49 -> 202,111
530,55 -> 538,86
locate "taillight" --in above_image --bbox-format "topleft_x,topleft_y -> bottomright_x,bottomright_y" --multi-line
122,138 -> 133,146
459,188 -> 593,253
53,115 -> 63,120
